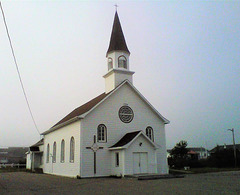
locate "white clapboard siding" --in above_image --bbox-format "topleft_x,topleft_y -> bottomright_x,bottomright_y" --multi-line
43,121 -> 81,177
80,83 -> 168,177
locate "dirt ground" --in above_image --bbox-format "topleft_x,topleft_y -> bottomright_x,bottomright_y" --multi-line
0,171 -> 239,195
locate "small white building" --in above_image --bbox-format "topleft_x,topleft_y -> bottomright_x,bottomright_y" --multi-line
26,139 -> 44,171
27,11 -> 170,178
187,147 -> 209,160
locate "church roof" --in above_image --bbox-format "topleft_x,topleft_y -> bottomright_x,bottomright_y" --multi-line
109,130 -> 158,150
106,11 -> 130,55
109,131 -> 141,148
42,80 -> 169,135
30,138 -> 44,152
52,92 -> 108,128
31,138 -> 44,147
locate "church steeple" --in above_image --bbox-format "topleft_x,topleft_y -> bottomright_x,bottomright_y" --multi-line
107,11 -> 130,55
103,11 -> 134,94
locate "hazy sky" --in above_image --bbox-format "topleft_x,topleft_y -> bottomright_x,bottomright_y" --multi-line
0,1 -> 239,150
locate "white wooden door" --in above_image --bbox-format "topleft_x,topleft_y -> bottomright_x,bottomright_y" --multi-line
133,152 -> 148,174
140,153 -> 148,173
133,153 -> 140,174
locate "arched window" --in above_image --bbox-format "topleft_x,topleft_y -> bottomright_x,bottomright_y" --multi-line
46,144 -> 50,163
108,58 -> 113,70
53,142 -> 56,163
97,124 -> 107,142
146,126 -> 154,141
61,139 -> 65,163
118,56 -> 127,69
70,137 -> 75,163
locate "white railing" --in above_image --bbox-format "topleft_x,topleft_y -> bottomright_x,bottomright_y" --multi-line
0,164 -> 26,168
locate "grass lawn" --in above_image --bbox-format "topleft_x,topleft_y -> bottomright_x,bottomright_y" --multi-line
170,167 -> 240,174
189,167 -> 240,173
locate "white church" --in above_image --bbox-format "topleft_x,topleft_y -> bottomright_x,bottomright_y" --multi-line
26,11 -> 170,178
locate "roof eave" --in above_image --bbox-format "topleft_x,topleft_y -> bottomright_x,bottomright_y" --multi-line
108,147 -> 126,151
81,80 -> 170,124
109,131 -> 159,150
125,131 -> 159,149
103,69 -> 135,78
122,80 -> 170,124
41,116 -> 82,135
106,50 -> 130,57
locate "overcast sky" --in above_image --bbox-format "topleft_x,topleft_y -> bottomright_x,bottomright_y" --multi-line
0,1 -> 239,150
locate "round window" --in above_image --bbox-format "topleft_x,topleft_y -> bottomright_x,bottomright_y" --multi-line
119,106 -> 134,123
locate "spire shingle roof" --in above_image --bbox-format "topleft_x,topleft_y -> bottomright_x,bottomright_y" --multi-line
106,11 -> 130,55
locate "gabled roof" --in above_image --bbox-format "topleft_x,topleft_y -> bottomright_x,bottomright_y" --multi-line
29,139 -> 44,152
109,131 -> 158,150
106,11 -> 130,55
42,80 -> 169,135
188,150 -> 198,155
187,147 -> 207,152
42,92 -> 109,135
52,93 -> 108,128
30,138 -> 44,147
209,144 -> 240,153
110,131 -> 141,148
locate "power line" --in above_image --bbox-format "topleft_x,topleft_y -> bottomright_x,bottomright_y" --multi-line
0,1 -> 40,135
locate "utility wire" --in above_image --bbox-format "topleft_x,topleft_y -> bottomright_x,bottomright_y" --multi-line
0,1 -> 40,135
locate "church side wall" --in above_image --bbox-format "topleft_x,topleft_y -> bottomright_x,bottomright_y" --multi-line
157,124 -> 168,174
80,84 -> 168,177
43,121 -> 81,177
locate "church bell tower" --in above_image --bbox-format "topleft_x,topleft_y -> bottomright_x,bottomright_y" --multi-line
103,11 -> 134,93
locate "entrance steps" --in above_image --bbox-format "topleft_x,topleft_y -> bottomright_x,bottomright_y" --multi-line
125,173 -> 184,180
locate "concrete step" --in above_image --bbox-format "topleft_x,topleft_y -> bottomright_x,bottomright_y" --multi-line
138,174 -> 184,180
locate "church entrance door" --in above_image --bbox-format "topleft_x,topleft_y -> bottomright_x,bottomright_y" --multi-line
133,152 -> 148,174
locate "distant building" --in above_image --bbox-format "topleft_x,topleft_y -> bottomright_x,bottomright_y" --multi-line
0,147 -> 28,164
26,139 -> 44,171
167,147 -> 209,160
0,148 -> 8,163
209,144 -> 240,154
187,147 -> 209,160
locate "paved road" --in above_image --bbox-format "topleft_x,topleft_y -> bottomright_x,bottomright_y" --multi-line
0,171 -> 239,194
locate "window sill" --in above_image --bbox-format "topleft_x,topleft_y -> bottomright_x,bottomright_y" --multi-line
97,141 -> 107,143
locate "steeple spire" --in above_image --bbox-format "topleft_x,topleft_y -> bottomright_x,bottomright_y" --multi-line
104,11 -> 134,94
106,11 -> 130,55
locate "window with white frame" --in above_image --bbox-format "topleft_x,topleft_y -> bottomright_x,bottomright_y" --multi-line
115,152 -> 119,167
108,58 -> 113,70
61,139 -> 65,163
70,137 -> 75,162
146,126 -> 154,141
97,124 -> 107,142
46,144 -> 50,163
53,142 -> 56,163
118,56 -> 127,69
